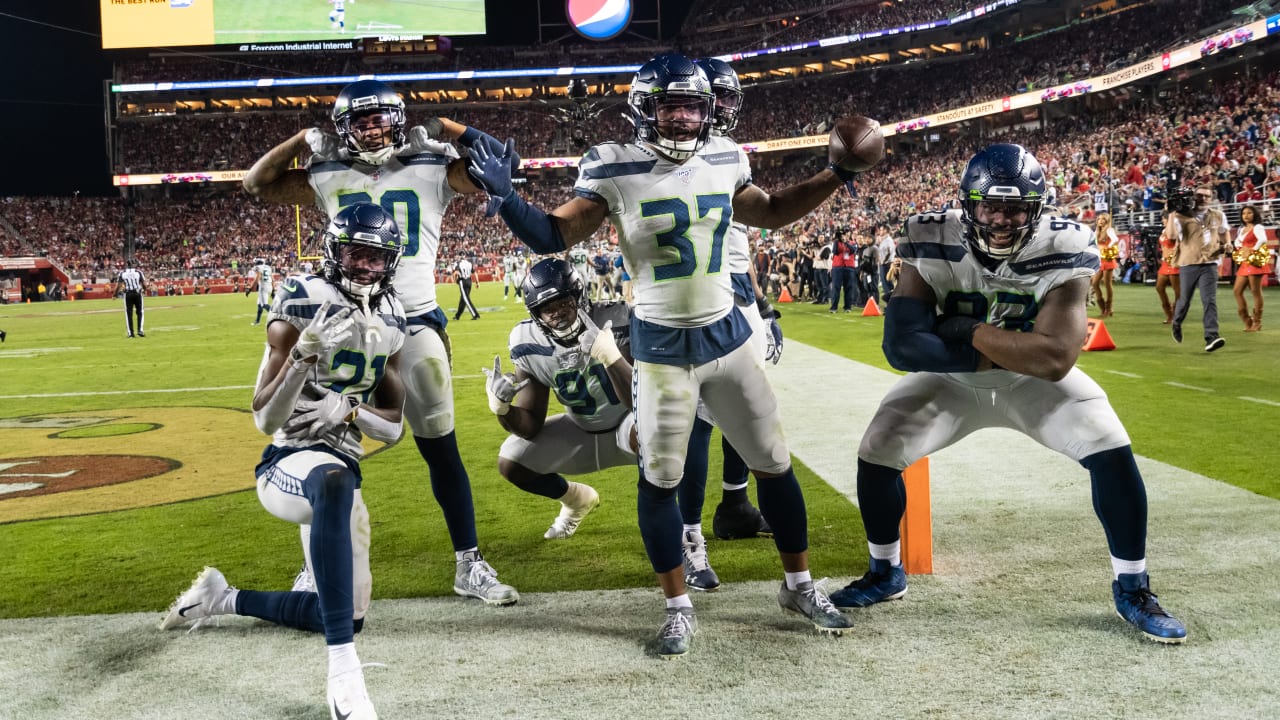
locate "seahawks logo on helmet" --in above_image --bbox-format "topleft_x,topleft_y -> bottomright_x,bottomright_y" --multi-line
627,53 -> 715,162
523,258 -> 588,346
958,143 -> 1047,261
332,80 -> 407,166
322,202 -> 403,308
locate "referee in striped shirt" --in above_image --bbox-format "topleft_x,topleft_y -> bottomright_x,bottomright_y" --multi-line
115,261 -> 147,338
453,256 -> 479,321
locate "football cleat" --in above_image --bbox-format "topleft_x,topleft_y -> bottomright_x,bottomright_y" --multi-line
159,567 -> 235,631
682,529 -> 721,592
711,501 -> 773,540
1112,572 -> 1187,644
544,482 -> 600,540
454,551 -> 519,606
291,564 -> 316,593
778,581 -> 853,635
328,665 -> 378,720
829,558 -> 908,609
656,606 -> 697,659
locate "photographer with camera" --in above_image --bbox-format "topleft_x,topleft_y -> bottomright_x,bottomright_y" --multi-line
1166,184 -> 1232,352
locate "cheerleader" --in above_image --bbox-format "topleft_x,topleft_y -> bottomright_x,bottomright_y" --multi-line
1232,204 -> 1271,332
1091,213 -> 1120,317
1155,227 -> 1180,325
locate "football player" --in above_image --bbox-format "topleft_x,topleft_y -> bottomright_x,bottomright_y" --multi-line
248,256 -> 274,325
501,249 -> 521,301
676,57 -> 778,594
484,257 -> 634,539
161,203 -> 408,720
829,144 -> 1188,645
468,53 -> 862,657
244,79 -> 521,607
328,0 -> 346,31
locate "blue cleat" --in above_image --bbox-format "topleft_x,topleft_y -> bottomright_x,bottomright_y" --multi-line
830,558 -> 908,609
1112,572 -> 1187,644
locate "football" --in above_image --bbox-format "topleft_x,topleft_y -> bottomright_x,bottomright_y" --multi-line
829,116 -> 885,174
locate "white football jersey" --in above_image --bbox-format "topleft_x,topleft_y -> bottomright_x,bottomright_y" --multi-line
254,263 -> 274,293
569,246 -> 590,273
508,302 -> 632,432
267,275 -> 407,460
726,222 -> 751,274
574,136 -> 751,327
308,141 -> 459,316
502,254 -> 520,274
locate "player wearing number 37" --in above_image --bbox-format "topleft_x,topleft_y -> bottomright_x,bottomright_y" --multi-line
830,143 -> 1188,645
467,52 -> 876,658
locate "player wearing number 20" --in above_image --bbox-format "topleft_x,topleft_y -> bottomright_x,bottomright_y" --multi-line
834,143 -> 1187,645
467,53 -> 863,657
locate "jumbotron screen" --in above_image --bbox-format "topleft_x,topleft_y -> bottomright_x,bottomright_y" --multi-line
99,0 -> 485,50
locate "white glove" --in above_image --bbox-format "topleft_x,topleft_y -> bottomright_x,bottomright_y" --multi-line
293,300 -> 355,363
481,355 -> 529,416
281,387 -> 359,439
305,128 -> 347,161
588,320 -> 622,366
406,121 -> 443,153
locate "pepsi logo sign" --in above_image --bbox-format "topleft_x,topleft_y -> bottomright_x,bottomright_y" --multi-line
567,0 -> 632,41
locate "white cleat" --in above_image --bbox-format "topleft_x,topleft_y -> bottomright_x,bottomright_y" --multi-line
328,666 -> 378,720
544,482 -> 600,539
291,564 -> 315,593
159,567 -> 234,631
454,551 -> 519,606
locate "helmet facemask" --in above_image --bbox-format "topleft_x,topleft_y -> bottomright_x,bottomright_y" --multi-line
531,295 -> 587,346
961,195 -> 1044,260
321,204 -> 403,309
709,86 -> 743,136
523,259 -> 588,346
335,108 -> 406,166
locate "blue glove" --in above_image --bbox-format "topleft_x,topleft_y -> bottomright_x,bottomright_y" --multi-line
764,315 -> 784,364
467,138 -> 520,217
935,315 -> 981,343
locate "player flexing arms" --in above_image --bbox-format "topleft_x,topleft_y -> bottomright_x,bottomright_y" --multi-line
468,53 -> 864,657
829,144 -> 1187,644
244,79 -> 519,606
162,203 -> 407,720
483,258 -> 635,539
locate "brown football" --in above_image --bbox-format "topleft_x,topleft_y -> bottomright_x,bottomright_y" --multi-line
829,116 -> 885,173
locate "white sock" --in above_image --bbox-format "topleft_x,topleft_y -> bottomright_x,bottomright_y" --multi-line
327,642 -> 360,678
1111,557 -> 1146,579
682,523 -> 702,536
219,588 -> 240,616
784,570 -> 812,590
722,481 -> 748,492
665,594 -> 693,610
869,541 -> 901,567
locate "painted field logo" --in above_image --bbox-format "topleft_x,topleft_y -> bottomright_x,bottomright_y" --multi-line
567,0 -> 632,40
0,407 -> 262,524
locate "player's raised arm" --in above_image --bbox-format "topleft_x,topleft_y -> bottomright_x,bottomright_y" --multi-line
734,116 -> 884,230
243,129 -> 315,204
467,138 -> 607,252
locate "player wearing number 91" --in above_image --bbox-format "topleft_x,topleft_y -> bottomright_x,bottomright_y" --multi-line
467,52 -> 863,658
483,258 -> 635,541
244,79 -> 522,606
832,143 -> 1188,645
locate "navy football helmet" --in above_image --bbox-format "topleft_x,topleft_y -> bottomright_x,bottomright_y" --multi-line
958,143 -> 1047,260
695,58 -> 742,136
332,80 -> 407,166
322,202 -> 403,304
627,53 -> 715,161
523,258 -> 587,346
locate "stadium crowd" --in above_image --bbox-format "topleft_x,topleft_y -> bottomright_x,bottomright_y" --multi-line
114,0 -> 1237,173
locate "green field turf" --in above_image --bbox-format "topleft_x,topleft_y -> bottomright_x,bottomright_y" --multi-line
0,281 -> 1276,622
213,0 -> 486,44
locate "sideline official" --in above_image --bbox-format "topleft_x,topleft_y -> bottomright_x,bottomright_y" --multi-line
453,256 -> 479,320
116,261 -> 147,338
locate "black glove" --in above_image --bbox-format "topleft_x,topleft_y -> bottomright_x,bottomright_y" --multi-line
935,315 -> 981,343
756,296 -> 780,320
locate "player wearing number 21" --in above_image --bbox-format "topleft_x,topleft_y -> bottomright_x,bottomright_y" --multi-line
831,144 -> 1187,645
467,52 -> 880,658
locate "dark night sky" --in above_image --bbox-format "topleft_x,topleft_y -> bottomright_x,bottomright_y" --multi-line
0,1 -> 687,198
